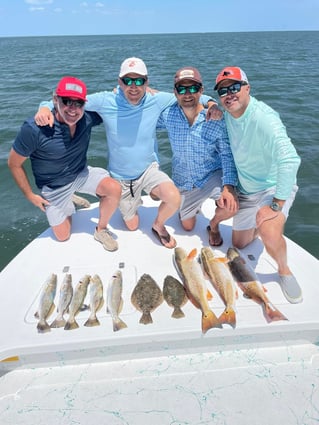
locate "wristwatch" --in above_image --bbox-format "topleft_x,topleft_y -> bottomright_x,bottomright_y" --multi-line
270,201 -> 282,212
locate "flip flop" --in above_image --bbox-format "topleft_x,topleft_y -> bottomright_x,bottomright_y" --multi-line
207,225 -> 223,247
152,228 -> 177,249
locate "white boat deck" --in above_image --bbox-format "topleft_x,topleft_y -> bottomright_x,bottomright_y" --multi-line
1,196 -> 318,424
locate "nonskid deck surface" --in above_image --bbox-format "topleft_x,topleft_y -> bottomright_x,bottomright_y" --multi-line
0,196 -> 318,424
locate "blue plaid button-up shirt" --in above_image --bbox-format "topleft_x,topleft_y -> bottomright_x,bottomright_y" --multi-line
157,103 -> 238,191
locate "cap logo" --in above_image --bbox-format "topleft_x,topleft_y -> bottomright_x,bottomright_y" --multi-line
128,60 -> 137,68
223,71 -> 232,76
179,69 -> 195,79
65,83 -> 83,94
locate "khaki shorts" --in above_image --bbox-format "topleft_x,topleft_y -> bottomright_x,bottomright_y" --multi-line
41,166 -> 109,226
233,185 -> 298,231
119,162 -> 172,221
179,170 -> 223,221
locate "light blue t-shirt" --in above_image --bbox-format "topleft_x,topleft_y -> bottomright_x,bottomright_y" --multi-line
224,96 -> 301,200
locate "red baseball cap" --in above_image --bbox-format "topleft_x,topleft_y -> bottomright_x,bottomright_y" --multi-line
56,76 -> 87,101
214,67 -> 249,90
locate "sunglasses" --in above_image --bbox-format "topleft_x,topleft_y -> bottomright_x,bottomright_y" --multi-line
217,82 -> 246,97
121,77 -> 147,86
175,84 -> 202,95
60,97 -> 85,108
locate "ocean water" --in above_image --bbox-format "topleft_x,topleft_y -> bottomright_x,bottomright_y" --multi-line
0,31 -> 318,271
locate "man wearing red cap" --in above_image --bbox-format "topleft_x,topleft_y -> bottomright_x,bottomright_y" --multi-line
8,76 -> 121,251
214,66 -> 302,303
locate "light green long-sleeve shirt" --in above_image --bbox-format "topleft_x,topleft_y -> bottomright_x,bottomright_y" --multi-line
224,96 -> 301,200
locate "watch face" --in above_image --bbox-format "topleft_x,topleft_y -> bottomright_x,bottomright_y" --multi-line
270,202 -> 281,211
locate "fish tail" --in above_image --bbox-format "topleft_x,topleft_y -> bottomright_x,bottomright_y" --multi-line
84,316 -> 100,327
139,312 -> 153,325
202,310 -> 222,333
37,320 -> 51,333
50,318 -> 66,328
113,318 -> 128,332
187,248 -> 198,260
218,307 -> 236,328
172,306 -> 185,319
264,303 -> 288,322
64,319 -> 79,330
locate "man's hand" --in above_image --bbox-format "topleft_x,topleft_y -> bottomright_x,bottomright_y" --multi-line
35,107 -> 54,127
217,185 -> 239,213
27,193 -> 50,212
206,103 -> 223,121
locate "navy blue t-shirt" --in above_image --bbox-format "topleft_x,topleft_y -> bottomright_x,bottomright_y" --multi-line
13,110 -> 102,189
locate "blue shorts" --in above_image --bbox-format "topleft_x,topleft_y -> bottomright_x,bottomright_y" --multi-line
41,166 -> 109,226
233,185 -> 298,231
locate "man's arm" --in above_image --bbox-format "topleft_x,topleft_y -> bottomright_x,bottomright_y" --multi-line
8,149 -> 49,211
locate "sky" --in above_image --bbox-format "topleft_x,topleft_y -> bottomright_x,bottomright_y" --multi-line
0,0 -> 318,37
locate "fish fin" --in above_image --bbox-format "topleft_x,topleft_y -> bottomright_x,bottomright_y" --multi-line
84,317 -> 100,327
139,312 -> 153,325
202,310 -> 222,333
37,320 -> 51,333
216,257 -> 228,263
206,289 -> 213,300
218,307 -> 236,328
113,318 -> 128,332
187,248 -> 198,260
172,306 -> 185,319
96,298 -> 105,313
64,320 -> 79,330
47,303 -> 56,319
264,303 -> 288,323
50,318 -> 66,328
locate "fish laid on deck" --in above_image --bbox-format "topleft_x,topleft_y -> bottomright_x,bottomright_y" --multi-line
84,274 -> 104,327
174,247 -> 221,333
64,274 -> 91,330
50,273 -> 73,328
131,273 -> 163,325
107,270 -> 127,332
163,275 -> 188,319
226,247 -> 288,323
35,273 -> 57,333
200,247 -> 238,328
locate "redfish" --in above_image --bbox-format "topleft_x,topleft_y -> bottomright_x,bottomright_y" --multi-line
227,247 -> 287,323
201,247 -> 238,328
174,247 -> 221,333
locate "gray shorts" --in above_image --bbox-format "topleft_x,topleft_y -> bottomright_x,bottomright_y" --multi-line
119,162 -> 172,221
179,170 -> 223,221
41,166 -> 109,226
233,185 -> 298,231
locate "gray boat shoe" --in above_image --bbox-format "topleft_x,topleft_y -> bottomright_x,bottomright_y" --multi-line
94,228 -> 118,252
278,274 -> 303,304
72,194 -> 91,209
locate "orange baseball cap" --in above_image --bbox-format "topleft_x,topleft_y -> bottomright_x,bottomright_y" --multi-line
214,67 -> 248,90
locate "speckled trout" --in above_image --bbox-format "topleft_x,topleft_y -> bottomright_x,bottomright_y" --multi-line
50,273 -> 73,328
201,247 -> 238,328
174,247 -> 221,333
64,274 -> 90,330
35,273 -> 57,333
107,270 -> 127,332
227,247 -> 288,323
84,274 -> 104,327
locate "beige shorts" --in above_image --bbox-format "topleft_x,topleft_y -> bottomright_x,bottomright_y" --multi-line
119,162 -> 172,221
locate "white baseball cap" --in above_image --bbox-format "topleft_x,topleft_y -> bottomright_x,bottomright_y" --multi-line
119,57 -> 148,77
